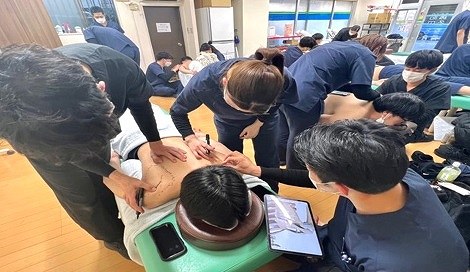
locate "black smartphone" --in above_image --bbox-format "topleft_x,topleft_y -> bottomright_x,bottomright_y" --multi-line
264,195 -> 323,257
150,222 -> 187,261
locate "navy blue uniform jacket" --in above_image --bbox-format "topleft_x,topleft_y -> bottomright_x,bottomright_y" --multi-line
288,41 -> 378,113
170,58 -> 298,138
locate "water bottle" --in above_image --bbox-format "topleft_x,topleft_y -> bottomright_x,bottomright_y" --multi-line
436,161 -> 462,183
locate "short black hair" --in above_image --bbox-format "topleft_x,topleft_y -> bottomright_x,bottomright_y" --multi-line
0,44 -> 119,164
90,6 -> 104,15
199,43 -> 212,52
350,25 -> 361,32
299,36 -> 315,49
372,93 -> 425,123
181,56 -> 192,62
294,119 -> 408,194
312,33 -> 324,41
179,166 -> 250,229
156,52 -> 173,61
405,49 -> 443,70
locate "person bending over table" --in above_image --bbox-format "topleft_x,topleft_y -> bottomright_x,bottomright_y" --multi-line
108,111 -> 272,264
283,34 -> 387,169
223,119 -> 468,272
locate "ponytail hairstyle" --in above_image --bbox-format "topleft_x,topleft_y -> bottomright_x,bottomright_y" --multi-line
356,34 -> 388,61
224,48 -> 284,114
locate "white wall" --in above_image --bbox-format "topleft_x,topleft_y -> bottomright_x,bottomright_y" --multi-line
232,0 -> 269,57
113,0 -> 199,70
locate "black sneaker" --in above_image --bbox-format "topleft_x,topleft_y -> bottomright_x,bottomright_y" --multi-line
434,144 -> 470,165
104,240 -> 130,260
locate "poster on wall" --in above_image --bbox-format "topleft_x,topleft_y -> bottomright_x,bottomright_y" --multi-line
156,23 -> 171,33
412,4 -> 458,51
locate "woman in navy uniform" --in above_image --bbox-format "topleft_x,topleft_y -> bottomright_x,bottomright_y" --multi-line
284,34 -> 387,169
170,48 -> 298,191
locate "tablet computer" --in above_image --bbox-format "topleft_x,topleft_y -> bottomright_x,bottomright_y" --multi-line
264,195 -> 323,257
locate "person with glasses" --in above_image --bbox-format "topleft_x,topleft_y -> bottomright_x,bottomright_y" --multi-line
170,48 -> 298,192
223,119 -> 469,272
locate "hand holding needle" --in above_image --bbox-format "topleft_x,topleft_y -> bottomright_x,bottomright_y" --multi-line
136,188 -> 144,219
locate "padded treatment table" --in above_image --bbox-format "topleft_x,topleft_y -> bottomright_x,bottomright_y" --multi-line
451,95 -> 470,110
134,212 -> 280,272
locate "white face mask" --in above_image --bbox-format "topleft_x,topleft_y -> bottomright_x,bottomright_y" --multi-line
164,61 -> 172,67
402,70 -> 426,83
95,18 -> 106,24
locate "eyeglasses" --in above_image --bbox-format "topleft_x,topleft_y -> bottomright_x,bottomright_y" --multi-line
223,88 -> 275,115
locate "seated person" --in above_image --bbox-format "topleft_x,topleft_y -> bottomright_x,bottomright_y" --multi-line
223,119 -> 469,272
195,43 -> 220,67
374,54 -> 470,96
376,50 -> 451,142
146,52 -> 183,97
311,33 -> 324,48
178,56 -> 203,87
208,41 -> 226,61
108,106 -> 272,264
284,36 -> 315,67
321,92 -> 424,130
332,25 -> 360,41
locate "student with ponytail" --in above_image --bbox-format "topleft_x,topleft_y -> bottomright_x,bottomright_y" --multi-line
170,48 -> 298,191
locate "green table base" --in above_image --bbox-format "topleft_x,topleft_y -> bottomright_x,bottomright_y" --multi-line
451,95 -> 470,110
135,213 -> 280,272
391,51 -> 412,56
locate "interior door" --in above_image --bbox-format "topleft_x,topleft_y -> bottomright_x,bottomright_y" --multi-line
144,6 -> 186,60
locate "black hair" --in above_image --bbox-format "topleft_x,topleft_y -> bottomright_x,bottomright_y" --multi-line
179,166 -> 250,229
199,43 -> 212,52
405,49 -> 443,70
90,6 -> 104,15
350,25 -> 361,32
299,36 -> 315,49
181,56 -> 192,62
0,44 -> 119,164
372,93 -> 425,123
294,119 -> 408,194
156,52 -> 173,61
312,33 -> 324,41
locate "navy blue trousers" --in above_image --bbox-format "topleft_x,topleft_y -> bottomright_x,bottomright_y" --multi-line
215,113 -> 280,190
282,102 -> 323,169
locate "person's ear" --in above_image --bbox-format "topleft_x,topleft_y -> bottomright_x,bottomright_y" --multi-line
332,182 -> 349,196
97,81 -> 106,92
222,77 -> 228,88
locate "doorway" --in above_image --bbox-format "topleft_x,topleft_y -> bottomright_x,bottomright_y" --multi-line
143,6 -> 186,60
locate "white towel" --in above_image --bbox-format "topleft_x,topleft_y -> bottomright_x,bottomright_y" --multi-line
111,105 -> 271,265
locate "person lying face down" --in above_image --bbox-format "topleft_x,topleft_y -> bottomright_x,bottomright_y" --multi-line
320,92 -> 425,127
180,165 -> 251,230
108,133 -> 236,208
109,132 -> 270,264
